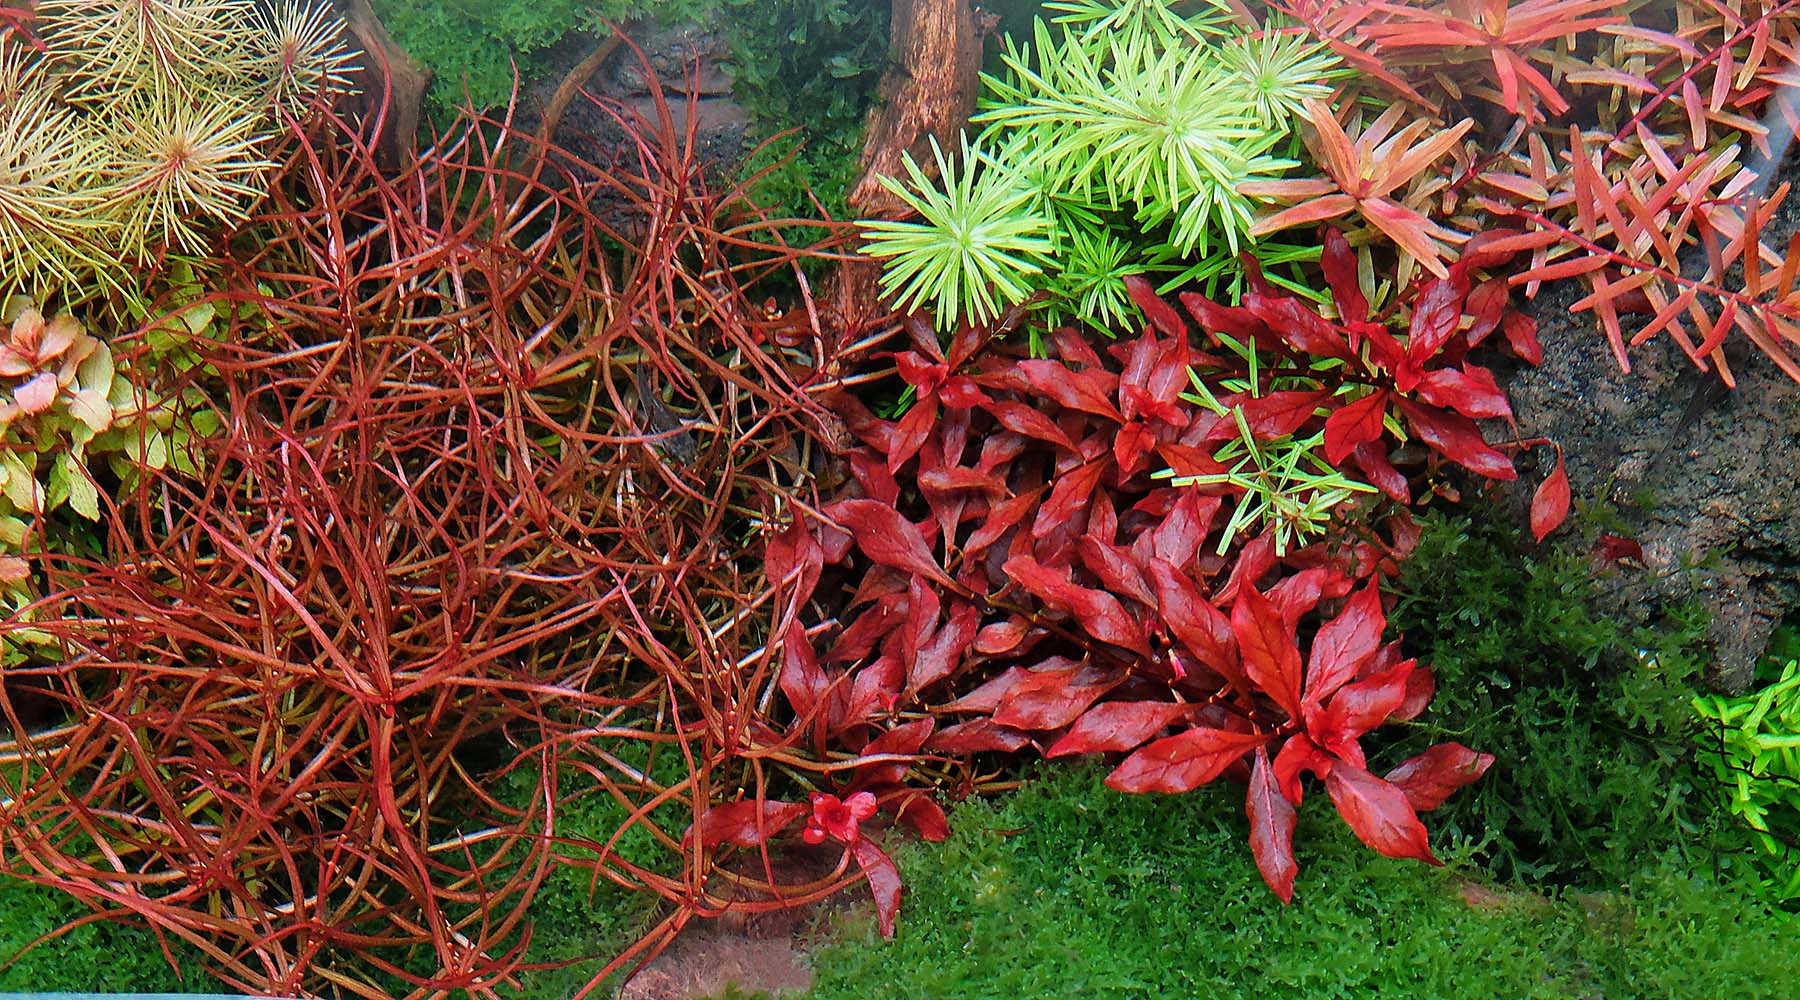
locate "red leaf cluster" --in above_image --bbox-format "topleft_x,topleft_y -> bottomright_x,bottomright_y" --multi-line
777,270 -> 1511,900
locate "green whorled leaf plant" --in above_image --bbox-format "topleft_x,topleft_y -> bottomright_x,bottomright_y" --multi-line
1,0 -> 358,298
859,134 -> 1056,332
860,0 -> 1338,338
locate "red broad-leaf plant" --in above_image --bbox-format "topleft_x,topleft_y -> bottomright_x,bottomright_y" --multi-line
754,233 -> 1554,907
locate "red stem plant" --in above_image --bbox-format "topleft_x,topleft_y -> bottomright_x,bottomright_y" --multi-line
1266,0 -> 1800,384
0,57 -> 873,997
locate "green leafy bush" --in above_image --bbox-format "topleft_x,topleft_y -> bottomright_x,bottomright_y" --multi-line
1695,623 -> 1800,903
1385,511 -> 1744,885
860,0 -> 1339,334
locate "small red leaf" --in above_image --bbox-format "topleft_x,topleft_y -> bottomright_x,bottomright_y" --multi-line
1033,461 -> 1108,537
1530,454 -> 1570,542
1414,365 -> 1513,421
1273,734 -> 1335,805
1147,559 -> 1243,689
827,499 -> 956,588
1004,555 -> 1152,656
1016,360 -> 1123,421
1217,390 -> 1332,441
1395,400 -> 1517,480
688,800 -> 810,849
1125,274 -> 1186,337
851,837 -> 904,938
1232,585 -> 1304,719
1407,274 -> 1470,365
925,718 -> 1033,753
1324,391 -> 1389,466
983,399 -> 1079,452
1045,701 -> 1195,757
1321,228 -> 1368,322
991,663 -> 1117,731
1105,727 -> 1270,794
1385,742 -> 1496,812
1305,580 -> 1385,706
1502,310 -> 1543,364
1352,440 -> 1410,502
1308,664 -> 1413,760
1325,763 -> 1441,865
780,620 -> 832,723
1181,292 -> 1271,341
909,602 -> 979,692
895,792 -> 951,842
973,618 -> 1030,655
1247,747 -> 1299,902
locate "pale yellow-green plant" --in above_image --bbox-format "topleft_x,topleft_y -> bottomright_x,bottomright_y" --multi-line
1,1 -> 358,297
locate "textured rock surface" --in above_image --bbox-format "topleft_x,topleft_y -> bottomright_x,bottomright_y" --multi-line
1504,214 -> 1800,692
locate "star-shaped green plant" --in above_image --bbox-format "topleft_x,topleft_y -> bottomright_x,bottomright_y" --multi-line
859,135 -> 1056,332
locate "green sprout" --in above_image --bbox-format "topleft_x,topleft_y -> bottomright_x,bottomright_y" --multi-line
859,134 -> 1056,332
1163,374 -> 1376,557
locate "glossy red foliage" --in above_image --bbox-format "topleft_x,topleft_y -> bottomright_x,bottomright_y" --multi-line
773,265 -> 1524,900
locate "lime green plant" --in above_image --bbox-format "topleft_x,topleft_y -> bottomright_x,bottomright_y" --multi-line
2,0 -> 356,296
859,0 -> 1342,335
1696,655 -> 1800,900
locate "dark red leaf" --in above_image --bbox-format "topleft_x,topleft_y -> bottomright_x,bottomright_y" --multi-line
1322,227 -> 1369,323
1530,453 -> 1570,543
781,620 -> 832,722
857,718 -> 937,786
845,655 -> 905,724
973,618 -> 1030,655
1247,747 -> 1299,902
1215,390 -> 1332,441
1593,533 -> 1645,564
1147,558 -> 1244,689
889,397 -> 937,473
1104,727 -> 1270,794
1352,440 -> 1410,502
1273,733 -> 1336,805
1307,664 -> 1413,764
849,452 -> 901,506
1244,292 -> 1352,361
1324,390 -> 1389,465
1305,581 -> 1385,706
1385,743 -> 1496,812
1325,763 -> 1441,865
1016,360 -> 1123,421
1125,274 -> 1186,337
766,520 -> 824,606
894,351 -> 950,395
939,376 -> 991,409
1033,461 -> 1108,538
1157,440 -> 1229,480
991,663 -> 1117,730
939,666 -> 1031,714
1077,537 -> 1157,608
1112,422 -> 1157,478
909,601 -> 979,692
1464,280 -> 1509,346
1181,291 -> 1270,341
1232,585 -> 1304,719
827,499 -> 957,589
1267,568 -> 1331,629
1004,555 -> 1152,656
1414,364 -> 1513,421
1406,272 -> 1470,366
1045,701 -> 1196,757
688,800 -> 810,849
1394,400 -> 1517,480
1051,325 -> 1106,369
983,399 -> 1079,452
895,792 -> 951,842
1502,310 -> 1542,364
964,490 -> 1041,558
925,718 -> 1033,753
852,838 -> 904,938
1147,490 -> 1221,569
1394,664 -> 1435,721
919,464 -> 1007,496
